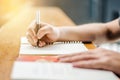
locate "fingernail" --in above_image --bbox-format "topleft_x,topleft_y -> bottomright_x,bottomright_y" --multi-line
38,36 -> 42,39
39,44 -> 42,47
39,41 -> 43,47
37,36 -> 40,39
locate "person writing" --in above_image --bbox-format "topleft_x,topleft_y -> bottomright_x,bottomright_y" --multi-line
26,18 -> 120,76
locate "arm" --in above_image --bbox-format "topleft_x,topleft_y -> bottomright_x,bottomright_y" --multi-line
58,19 -> 120,44
27,19 -> 120,47
27,18 -> 120,76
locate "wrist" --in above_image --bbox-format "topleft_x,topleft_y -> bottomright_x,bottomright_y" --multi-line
56,27 -> 65,41
53,27 -> 61,42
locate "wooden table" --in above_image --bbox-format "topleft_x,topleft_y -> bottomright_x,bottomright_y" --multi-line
0,6 -> 95,80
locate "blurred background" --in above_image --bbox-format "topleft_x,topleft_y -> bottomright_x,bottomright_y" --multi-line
31,0 -> 120,24
0,0 -> 120,26
0,0 -> 120,51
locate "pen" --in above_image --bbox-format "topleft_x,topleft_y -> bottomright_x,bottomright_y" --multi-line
36,10 -> 41,47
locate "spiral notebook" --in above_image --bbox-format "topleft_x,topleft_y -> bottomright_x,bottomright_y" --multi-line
19,37 -> 87,55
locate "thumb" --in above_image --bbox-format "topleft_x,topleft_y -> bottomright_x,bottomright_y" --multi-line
37,26 -> 50,39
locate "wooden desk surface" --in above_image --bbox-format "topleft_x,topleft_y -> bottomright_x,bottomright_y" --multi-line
0,6 -> 95,80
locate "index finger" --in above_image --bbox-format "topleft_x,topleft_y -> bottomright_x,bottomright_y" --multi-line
58,50 -> 93,58
28,20 -> 37,36
73,60 -> 104,69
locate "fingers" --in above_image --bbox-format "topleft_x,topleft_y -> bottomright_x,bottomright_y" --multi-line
26,34 -> 37,46
27,21 -> 55,47
59,53 -> 108,70
72,59 -> 106,69
38,40 -> 46,47
59,53 -> 82,59
26,29 -> 37,43
27,20 -> 38,46
59,49 -> 95,58
59,52 -> 98,62
28,20 -> 37,36
37,26 -> 51,39
26,21 -> 47,45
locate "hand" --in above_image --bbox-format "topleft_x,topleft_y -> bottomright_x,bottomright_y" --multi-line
59,48 -> 120,76
26,20 -> 60,47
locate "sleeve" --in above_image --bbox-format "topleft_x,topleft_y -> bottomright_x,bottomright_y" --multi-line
118,17 -> 120,27
118,11 -> 120,27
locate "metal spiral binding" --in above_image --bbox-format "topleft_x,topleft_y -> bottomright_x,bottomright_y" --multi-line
46,41 -> 82,45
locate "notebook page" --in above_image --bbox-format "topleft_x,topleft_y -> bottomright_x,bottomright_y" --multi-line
20,37 -> 87,55
11,62 -> 118,80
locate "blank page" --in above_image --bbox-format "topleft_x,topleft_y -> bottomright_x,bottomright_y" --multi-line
11,62 -> 118,80
20,37 -> 87,55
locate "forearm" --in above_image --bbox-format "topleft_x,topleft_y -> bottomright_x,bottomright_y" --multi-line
58,23 -> 107,43
58,19 -> 120,44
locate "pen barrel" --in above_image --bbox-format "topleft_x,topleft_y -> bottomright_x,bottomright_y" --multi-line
35,24 -> 41,46
35,24 -> 41,34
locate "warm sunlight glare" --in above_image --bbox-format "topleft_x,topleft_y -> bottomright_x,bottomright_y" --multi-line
0,0 -> 27,26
